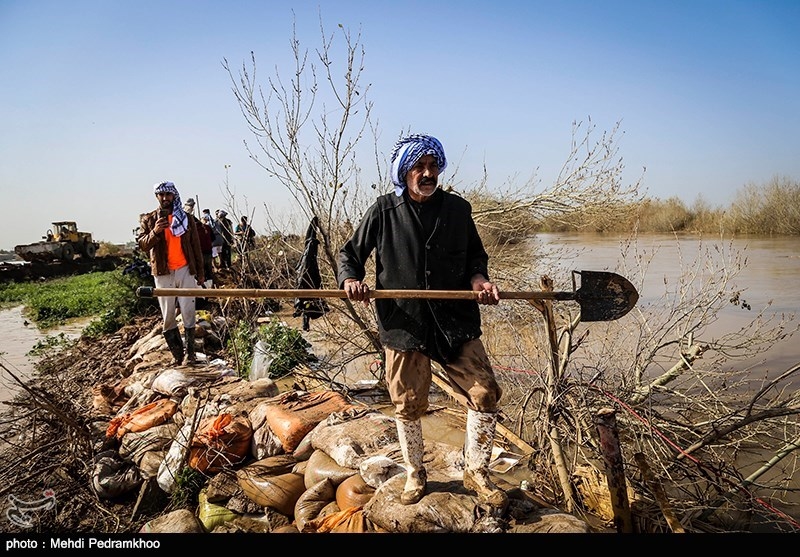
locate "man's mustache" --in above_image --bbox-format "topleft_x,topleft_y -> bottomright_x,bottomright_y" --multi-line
420,179 -> 437,186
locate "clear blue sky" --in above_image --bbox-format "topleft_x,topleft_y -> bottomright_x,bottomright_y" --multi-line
1,0 -> 798,249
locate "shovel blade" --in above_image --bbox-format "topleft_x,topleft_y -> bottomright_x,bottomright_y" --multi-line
575,270 -> 639,322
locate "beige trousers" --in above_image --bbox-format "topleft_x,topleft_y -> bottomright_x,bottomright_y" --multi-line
385,339 -> 502,421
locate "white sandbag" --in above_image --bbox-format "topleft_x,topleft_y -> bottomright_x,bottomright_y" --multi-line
119,421 -> 180,465
127,324 -> 162,358
150,368 -> 220,398
249,401 -> 284,459
156,420 -> 194,494
310,410 -> 398,469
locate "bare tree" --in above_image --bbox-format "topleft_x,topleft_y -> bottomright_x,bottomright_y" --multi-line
467,118 -> 645,248
222,12 -> 383,360
489,231 -> 800,531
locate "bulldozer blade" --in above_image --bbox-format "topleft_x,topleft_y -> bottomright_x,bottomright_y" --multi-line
136,270 -> 639,322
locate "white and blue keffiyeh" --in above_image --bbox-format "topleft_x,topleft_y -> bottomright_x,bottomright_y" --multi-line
153,181 -> 189,237
389,134 -> 447,196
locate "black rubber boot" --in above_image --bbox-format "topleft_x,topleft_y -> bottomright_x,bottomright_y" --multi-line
163,328 -> 184,365
183,327 -> 197,365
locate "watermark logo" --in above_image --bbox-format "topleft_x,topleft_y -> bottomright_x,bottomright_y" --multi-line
6,489 -> 56,528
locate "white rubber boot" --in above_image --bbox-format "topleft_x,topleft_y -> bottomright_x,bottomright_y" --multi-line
396,418 -> 427,505
463,409 -> 508,509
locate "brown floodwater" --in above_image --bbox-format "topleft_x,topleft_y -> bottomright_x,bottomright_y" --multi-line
531,233 -> 800,374
0,306 -> 87,403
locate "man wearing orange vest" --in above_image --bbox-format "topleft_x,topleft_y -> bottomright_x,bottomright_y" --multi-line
138,181 -> 205,365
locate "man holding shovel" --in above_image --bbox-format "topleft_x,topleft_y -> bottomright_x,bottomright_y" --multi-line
338,133 -> 508,510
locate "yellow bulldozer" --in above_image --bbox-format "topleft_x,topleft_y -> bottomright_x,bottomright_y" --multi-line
14,221 -> 100,262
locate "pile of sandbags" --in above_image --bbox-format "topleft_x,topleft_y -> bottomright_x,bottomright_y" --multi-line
92,330 -> 591,534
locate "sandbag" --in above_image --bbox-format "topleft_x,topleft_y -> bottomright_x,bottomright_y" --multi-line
272,524 -> 301,533
92,380 -> 130,415
336,473 -> 375,510
294,477 -> 336,532
197,489 -> 238,532
115,381 -> 161,417
359,455 -> 405,489
303,506 -> 384,533
292,459 -> 308,476
303,449 -> 357,489
91,450 -> 143,499
157,420 -> 193,493
105,398 -> 179,439
235,455 -> 303,514
291,429 -> 315,461
127,324 -> 162,359
264,390 -> 355,453
150,368 -> 222,398
237,471 -> 306,516
204,469 -> 242,504
189,413 -> 253,474
182,376 -> 279,418
139,509 -> 205,533
319,500 -> 340,517
237,454 -> 298,479
310,410 -> 399,469
363,470 -> 482,533
137,450 -> 166,479
118,421 -> 180,465
249,401 -> 285,459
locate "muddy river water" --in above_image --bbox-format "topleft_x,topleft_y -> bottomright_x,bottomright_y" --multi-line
0,306 -> 86,403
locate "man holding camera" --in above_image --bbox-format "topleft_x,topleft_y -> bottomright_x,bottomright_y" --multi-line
137,181 -> 205,365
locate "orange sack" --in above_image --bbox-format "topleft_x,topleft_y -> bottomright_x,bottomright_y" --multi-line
106,399 -> 179,439
189,413 -> 253,474
264,390 -> 355,453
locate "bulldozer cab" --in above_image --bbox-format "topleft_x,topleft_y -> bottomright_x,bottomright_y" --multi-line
51,221 -> 79,242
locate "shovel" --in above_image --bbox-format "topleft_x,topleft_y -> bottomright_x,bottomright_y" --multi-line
136,270 -> 638,322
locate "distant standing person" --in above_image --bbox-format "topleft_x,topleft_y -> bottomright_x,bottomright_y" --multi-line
200,213 -> 217,284
183,197 -> 215,287
138,181 -> 205,365
204,208 -> 224,269
235,215 -> 256,253
215,210 -> 234,269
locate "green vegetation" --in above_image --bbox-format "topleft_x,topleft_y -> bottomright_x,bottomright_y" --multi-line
170,466 -> 205,510
225,318 -> 313,379
27,332 -> 74,358
225,319 -> 257,377
0,268 -> 155,335
255,319 -> 314,378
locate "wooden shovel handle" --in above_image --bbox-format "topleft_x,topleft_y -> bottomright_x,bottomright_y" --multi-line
136,287 -> 576,301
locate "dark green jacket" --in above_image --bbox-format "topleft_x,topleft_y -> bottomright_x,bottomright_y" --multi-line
337,189 -> 489,363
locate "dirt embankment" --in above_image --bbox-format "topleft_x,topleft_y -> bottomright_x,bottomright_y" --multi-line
0,313 -> 163,532
0,303 -> 593,534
